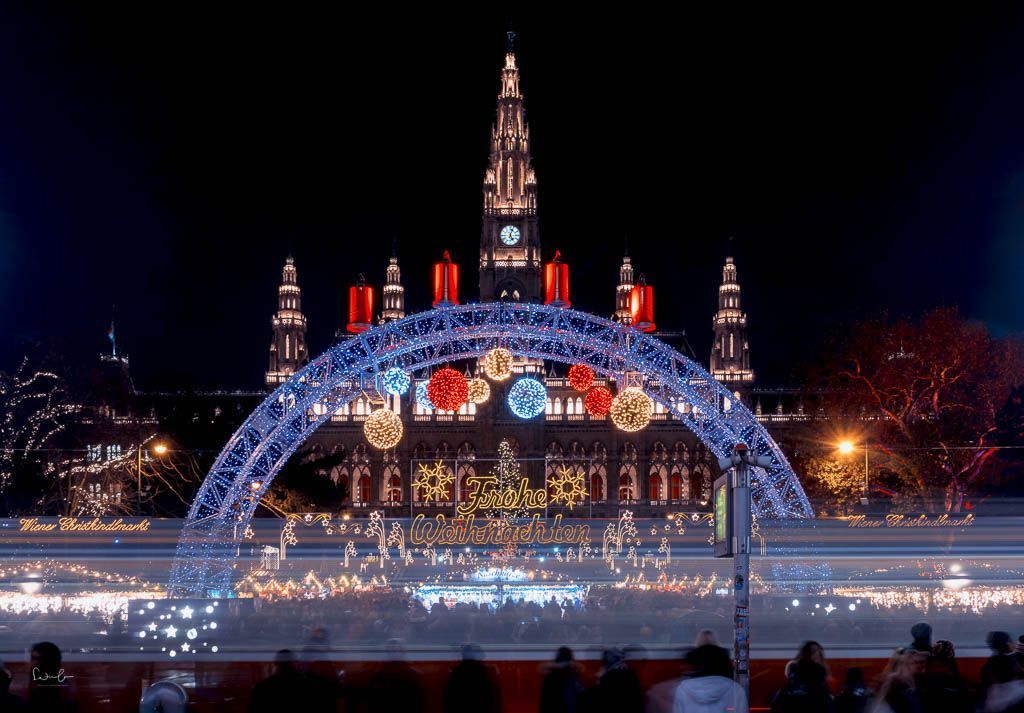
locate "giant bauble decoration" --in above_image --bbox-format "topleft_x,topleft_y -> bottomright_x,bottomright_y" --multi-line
507,377 -> 547,419
610,389 -> 652,432
584,386 -> 613,416
415,382 -> 434,411
364,408 -> 403,449
467,377 -> 491,405
427,367 -> 469,412
568,364 -> 595,392
382,367 -> 411,396
482,347 -> 513,381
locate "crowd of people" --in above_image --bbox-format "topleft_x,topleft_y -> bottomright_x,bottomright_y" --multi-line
5,622 -> 1024,711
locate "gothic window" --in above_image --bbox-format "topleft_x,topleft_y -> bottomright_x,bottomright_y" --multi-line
590,465 -> 607,502
457,463 -> 476,502
107,444 -> 122,460
330,464 -> 347,490
575,397 -> 584,414
618,467 -> 636,501
86,445 -> 101,462
565,397 -> 574,415
648,464 -> 668,501
545,398 -> 553,415
670,468 -> 685,501
285,334 -> 291,360
553,398 -> 562,415
355,470 -> 372,505
383,465 -> 402,504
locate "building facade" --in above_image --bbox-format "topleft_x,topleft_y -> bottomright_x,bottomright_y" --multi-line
268,40 -> 758,517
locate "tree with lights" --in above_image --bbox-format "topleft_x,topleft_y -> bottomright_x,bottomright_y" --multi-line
489,439 -> 526,519
806,308 -> 1024,511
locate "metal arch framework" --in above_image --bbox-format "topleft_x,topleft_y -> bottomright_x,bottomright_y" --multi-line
170,302 -> 811,596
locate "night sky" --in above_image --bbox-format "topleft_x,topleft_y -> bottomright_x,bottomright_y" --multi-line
2,6 -> 1024,389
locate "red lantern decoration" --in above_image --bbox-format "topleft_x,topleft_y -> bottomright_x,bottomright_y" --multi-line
544,250 -> 571,307
432,250 -> 460,307
347,275 -> 375,333
629,275 -> 656,333
568,364 -> 595,392
584,386 -> 613,416
427,367 -> 469,412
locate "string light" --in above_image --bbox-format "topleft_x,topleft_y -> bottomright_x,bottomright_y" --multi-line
415,382 -> 434,411
568,364 -> 595,392
610,389 -> 652,432
427,367 -> 469,411
363,409 -> 403,450
467,378 -> 491,405
381,367 -> 410,396
584,386 -> 613,416
482,347 -> 513,381
171,302 -> 811,596
507,377 -> 547,419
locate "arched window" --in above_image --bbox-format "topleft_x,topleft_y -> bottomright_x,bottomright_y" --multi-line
358,472 -> 372,504
590,466 -> 606,502
575,397 -> 584,414
670,469 -> 684,501
618,469 -> 636,501
352,465 -> 370,504
384,466 -> 402,503
649,464 -> 667,501
553,398 -> 562,415
545,398 -> 553,414
565,397 -> 574,415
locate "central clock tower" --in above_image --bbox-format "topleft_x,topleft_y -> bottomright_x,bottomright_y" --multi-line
479,36 -> 542,303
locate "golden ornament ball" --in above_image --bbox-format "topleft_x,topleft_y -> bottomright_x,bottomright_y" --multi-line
482,347 -> 513,381
363,408 -> 404,449
467,377 -> 491,404
610,389 -> 652,433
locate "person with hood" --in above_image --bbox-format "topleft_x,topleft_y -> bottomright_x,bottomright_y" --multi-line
540,646 -> 583,713
672,644 -> 747,713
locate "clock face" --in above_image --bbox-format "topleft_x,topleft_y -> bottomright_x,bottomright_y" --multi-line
499,225 -> 521,246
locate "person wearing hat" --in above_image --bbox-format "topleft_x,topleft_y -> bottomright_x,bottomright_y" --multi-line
578,648 -> 644,713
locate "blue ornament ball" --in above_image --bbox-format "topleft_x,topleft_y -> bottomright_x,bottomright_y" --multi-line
415,381 -> 435,410
507,377 -> 547,419
382,367 -> 411,396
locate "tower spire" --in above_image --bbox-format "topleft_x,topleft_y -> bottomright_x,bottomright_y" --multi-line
479,34 -> 542,302
381,242 -> 405,323
614,242 -> 635,323
710,255 -> 754,399
266,254 -> 309,387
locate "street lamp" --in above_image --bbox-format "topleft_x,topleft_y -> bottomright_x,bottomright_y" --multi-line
837,439 -> 869,506
138,439 -> 168,513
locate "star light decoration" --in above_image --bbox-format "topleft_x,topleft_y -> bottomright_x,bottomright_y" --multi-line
610,389 -> 653,432
548,465 -> 587,510
381,367 -> 411,396
467,377 -> 491,405
131,599 -> 222,658
413,461 -> 454,502
363,408 -> 403,450
507,377 -> 547,419
482,347 -> 513,381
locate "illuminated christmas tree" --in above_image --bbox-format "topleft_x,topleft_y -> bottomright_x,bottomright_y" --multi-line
489,439 -> 526,519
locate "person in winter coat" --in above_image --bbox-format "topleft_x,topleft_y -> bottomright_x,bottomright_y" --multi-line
442,644 -> 502,713
770,659 -> 833,713
915,640 -> 969,713
672,644 -> 747,713
834,668 -> 872,713
579,648 -> 644,713
540,647 -> 583,713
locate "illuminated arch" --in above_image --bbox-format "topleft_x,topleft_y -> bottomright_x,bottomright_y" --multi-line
170,302 -> 811,595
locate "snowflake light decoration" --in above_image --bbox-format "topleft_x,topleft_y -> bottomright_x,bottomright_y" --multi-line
548,465 -> 587,510
413,461 -> 454,502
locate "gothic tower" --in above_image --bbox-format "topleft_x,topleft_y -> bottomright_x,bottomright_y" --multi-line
266,255 -> 308,387
380,244 -> 405,323
479,33 -> 541,303
614,246 -> 635,323
710,256 -> 754,398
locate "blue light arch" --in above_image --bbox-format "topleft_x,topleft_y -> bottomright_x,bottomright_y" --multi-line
170,302 -> 811,596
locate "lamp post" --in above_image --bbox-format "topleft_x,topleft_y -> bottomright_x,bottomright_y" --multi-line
838,440 -> 869,507
138,439 -> 168,514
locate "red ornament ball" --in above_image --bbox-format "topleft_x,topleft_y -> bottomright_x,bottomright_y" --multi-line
427,367 -> 469,412
584,386 -> 613,416
568,364 -> 595,392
